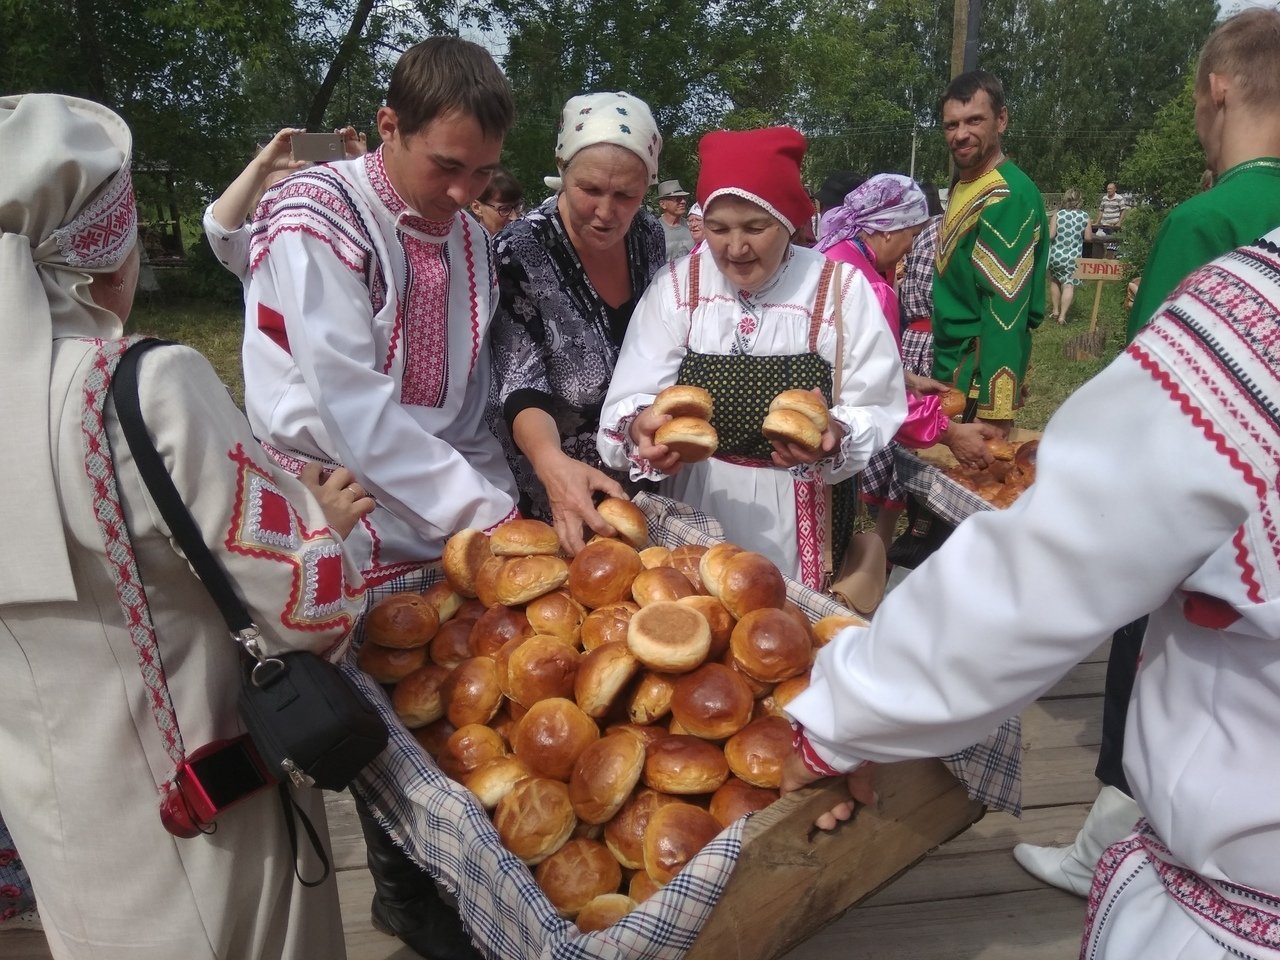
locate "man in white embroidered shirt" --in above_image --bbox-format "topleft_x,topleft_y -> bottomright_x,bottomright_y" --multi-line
243,37 -> 519,592
242,37 -> 518,960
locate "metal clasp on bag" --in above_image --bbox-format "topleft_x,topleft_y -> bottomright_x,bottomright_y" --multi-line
238,624 -> 287,688
281,758 -> 316,789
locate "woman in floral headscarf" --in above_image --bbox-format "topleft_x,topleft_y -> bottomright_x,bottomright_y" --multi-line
819,174 -> 950,552
0,94 -> 368,960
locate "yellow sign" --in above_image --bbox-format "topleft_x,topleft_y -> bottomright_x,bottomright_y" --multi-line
1074,257 -> 1124,282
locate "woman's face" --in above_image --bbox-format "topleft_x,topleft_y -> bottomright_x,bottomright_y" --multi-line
470,193 -> 521,235
557,145 -> 649,254
702,195 -> 792,292
688,214 -> 703,243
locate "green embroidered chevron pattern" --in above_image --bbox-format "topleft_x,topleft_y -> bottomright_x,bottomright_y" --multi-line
973,232 -> 1038,305
937,182 -> 1009,273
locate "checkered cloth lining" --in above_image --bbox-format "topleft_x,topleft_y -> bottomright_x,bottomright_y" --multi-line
344,491 -> 1020,960
893,447 -> 992,525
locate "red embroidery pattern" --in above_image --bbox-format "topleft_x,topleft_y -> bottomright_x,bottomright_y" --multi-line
366,148 -> 405,217
1081,832 -> 1146,959
396,229 -> 451,407
792,724 -> 841,777
81,336 -> 186,781
224,445 -> 358,631
793,476 -> 825,590
462,221 -> 482,375
53,168 -> 136,268
251,174 -> 372,276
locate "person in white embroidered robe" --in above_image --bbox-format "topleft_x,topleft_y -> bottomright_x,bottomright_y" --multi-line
784,231 -> 1280,960
0,94 -> 369,960
598,127 -> 905,588
242,40 -> 519,588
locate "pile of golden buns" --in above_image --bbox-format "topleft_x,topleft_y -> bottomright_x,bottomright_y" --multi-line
356,500 -> 865,930
761,389 -> 829,454
652,385 -> 718,463
944,438 -> 1039,509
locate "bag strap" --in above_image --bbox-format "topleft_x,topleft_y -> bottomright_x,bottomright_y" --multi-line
278,784 -> 332,886
111,340 -> 263,651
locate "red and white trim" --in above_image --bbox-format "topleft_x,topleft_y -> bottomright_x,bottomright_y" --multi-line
53,167 -> 137,269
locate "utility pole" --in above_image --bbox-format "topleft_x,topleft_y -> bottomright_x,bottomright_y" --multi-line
950,0 -> 982,78
909,125 -> 918,180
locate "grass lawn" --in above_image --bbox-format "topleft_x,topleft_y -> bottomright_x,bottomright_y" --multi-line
131,279 -> 1130,432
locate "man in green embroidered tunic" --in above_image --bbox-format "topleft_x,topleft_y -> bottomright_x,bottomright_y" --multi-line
931,71 -> 1049,468
1127,7 -> 1280,342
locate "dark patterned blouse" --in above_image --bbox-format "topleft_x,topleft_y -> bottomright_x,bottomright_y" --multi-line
488,196 -> 666,522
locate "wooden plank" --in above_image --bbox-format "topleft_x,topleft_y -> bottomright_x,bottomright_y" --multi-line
1043,661 -> 1107,699
686,758 -> 982,960
0,930 -> 51,960
937,804 -> 1091,857
338,868 -> 421,960
325,787 -> 370,874
1021,745 -> 1101,808
777,888 -> 1085,960
1019,698 -> 1103,750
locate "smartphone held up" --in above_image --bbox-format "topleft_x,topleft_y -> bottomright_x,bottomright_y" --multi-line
290,132 -> 347,163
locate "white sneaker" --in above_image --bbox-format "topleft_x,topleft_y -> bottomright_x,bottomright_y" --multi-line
1012,786 -> 1140,897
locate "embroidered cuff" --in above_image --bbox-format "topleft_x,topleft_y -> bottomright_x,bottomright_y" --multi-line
791,722 -> 842,777
608,408 -> 667,482
483,505 -> 521,534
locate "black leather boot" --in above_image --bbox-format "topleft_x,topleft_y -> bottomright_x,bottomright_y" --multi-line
356,797 -> 483,960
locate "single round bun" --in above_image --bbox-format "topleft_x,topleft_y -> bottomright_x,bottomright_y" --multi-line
438,722 -> 506,781
762,408 -> 823,452
442,529 -> 492,598
669,544 -> 708,593
367,593 -> 440,649
985,437 -> 1016,461
443,656 -> 504,728
639,546 -> 673,569
642,735 -> 729,795
581,601 -> 640,652
769,389 -> 829,431
717,551 -> 787,621
596,498 -> 649,550
677,595 -> 736,658
469,604 -> 534,658
507,636 -> 580,708
940,388 -> 967,420
535,838 -> 622,919
652,384 -> 714,420
758,674 -> 810,718
627,602 -> 711,673
710,777 -> 779,828
724,716 -> 793,788
603,788 -> 680,870
463,754 -> 531,810
474,555 -> 506,609
655,417 -> 718,463
391,664 -> 451,728
569,729 -> 646,823
576,893 -> 637,932
1015,437 -> 1040,470
429,618 -> 476,668
357,642 -> 428,684
812,614 -> 867,648
494,777 -> 576,865
568,539 -> 644,609
627,671 -> 677,724
631,566 -> 696,607
730,608 -> 811,683
670,663 -> 754,741
496,554 -> 571,606
525,590 -> 586,645
574,641 -> 640,718
421,581 -> 463,624
642,802 -> 722,884
628,872 -> 663,903
490,518 -> 561,556
698,543 -> 743,599
510,698 -> 600,782
412,716 -> 456,758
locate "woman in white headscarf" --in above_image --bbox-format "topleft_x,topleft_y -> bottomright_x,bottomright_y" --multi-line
488,92 -> 667,554
0,94 -> 370,960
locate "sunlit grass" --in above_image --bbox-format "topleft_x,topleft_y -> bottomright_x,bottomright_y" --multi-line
130,296 -> 245,407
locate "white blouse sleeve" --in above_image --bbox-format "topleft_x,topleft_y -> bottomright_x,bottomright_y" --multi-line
202,202 -> 250,282
821,266 -> 907,481
598,260 -> 692,479
249,230 -> 518,546
787,346 -> 1253,771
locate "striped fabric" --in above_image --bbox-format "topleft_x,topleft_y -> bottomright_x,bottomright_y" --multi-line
345,491 -> 1021,958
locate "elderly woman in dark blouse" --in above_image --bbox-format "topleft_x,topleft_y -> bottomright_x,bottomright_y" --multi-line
489,91 -> 667,553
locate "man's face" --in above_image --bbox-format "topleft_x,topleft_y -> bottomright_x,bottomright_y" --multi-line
1106,183 -> 1117,197
941,90 -> 1008,176
376,106 -> 504,221
659,196 -> 687,219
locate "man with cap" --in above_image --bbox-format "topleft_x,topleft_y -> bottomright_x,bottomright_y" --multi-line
930,70 -> 1049,468
656,178 -> 695,259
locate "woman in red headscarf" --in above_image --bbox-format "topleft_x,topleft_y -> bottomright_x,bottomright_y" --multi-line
598,127 -> 906,589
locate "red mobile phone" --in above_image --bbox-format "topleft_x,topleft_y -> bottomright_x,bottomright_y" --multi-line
160,736 -> 276,837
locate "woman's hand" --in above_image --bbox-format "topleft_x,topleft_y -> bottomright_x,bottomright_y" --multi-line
940,420 -> 1002,469
780,753 -> 879,831
334,126 -> 368,158
536,453 -> 628,556
300,463 -> 375,539
630,406 -> 685,476
255,127 -> 308,178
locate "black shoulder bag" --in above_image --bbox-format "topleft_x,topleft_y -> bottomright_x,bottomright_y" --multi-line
111,340 -> 388,877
